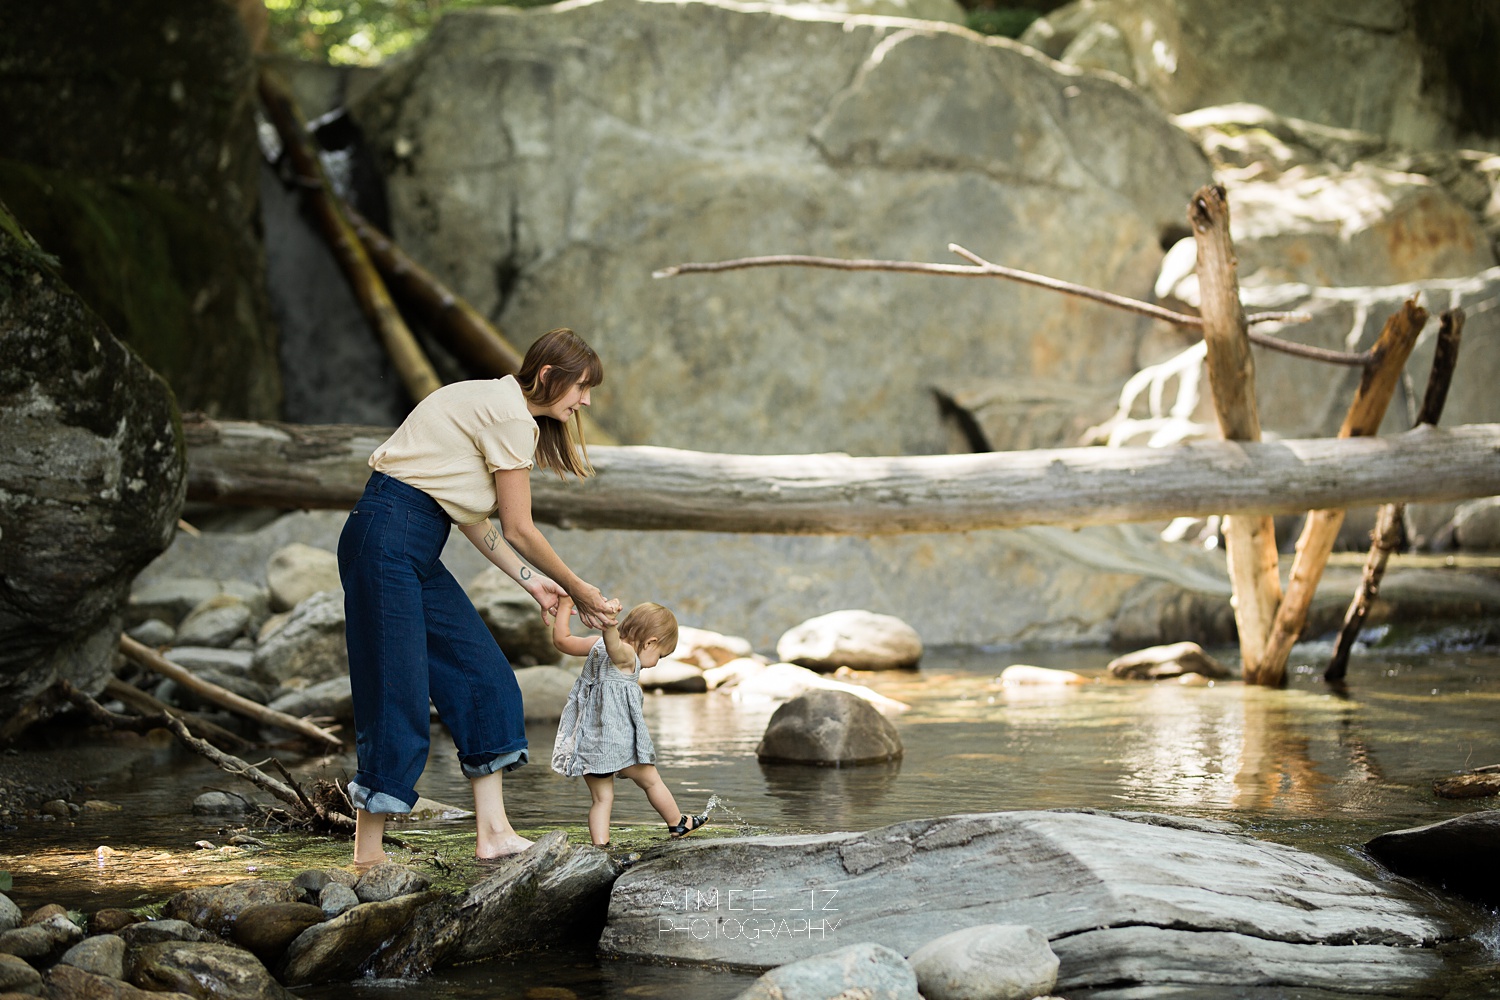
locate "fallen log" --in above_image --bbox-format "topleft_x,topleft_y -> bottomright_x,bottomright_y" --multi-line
183,416 -> 1500,536
104,677 -> 256,751
1259,297 -> 1428,685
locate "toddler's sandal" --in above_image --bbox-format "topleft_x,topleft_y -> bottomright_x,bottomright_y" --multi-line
667,811 -> 709,839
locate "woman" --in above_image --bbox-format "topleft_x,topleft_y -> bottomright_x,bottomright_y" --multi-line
337,328 -> 620,865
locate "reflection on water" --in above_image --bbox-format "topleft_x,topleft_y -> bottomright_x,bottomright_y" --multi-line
4,644 -> 1499,997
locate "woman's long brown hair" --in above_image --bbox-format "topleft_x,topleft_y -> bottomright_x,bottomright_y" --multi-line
517,328 -> 604,478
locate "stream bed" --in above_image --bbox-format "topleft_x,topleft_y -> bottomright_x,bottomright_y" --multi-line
3,637 -> 1499,998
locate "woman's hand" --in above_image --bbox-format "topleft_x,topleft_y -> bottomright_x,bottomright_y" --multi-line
523,574 -> 568,626
569,583 -> 621,630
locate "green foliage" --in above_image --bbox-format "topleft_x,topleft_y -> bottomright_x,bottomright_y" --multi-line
964,6 -> 1042,37
266,0 -> 555,65
0,870 -> 11,893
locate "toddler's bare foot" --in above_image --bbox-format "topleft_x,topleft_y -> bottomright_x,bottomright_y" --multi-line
476,831 -> 533,860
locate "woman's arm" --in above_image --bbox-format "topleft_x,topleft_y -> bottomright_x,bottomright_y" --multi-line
550,596 -> 600,658
492,468 -> 619,628
456,518 -> 567,624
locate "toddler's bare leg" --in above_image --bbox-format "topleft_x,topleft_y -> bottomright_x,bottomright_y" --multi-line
584,773 -> 616,846
618,763 -> 683,826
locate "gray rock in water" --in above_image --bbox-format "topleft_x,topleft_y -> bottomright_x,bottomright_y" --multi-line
369,830 -> 618,978
267,676 -> 354,725
59,932 -> 126,980
228,902 -> 325,966
354,863 -> 432,904
127,618 -> 177,648
637,660 -> 708,693
1366,811 -> 1500,907
777,611 -> 922,672
127,941 -> 297,999
756,689 -> 904,766
465,569 -> 556,667
192,791 -> 248,817
0,894 -> 19,933
116,919 -> 218,947
250,591 -> 348,687
599,811 -> 1447,995
1106,641 -> 1232,680
162,880 -> 302,939
280,891 -> 436,985
175,594 -> 253,648
734,942 -> 918,1000
908,924 -> 1058,1000
0,952 -> 42,995
0,212 -> 184,732
318,882 -> 360,919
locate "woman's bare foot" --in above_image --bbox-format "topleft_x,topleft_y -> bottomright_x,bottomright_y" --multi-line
476,831 -> 533,860
352,850 -> 390,869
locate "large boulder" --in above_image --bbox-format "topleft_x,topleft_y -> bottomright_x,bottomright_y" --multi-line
1019,0 -> 1481,147
1365,811 -> 1500,906
756,689 -> 904,765
0,0 -> 279,418
777,611 -> 923,672
600,811 -> 1448,994
465,569 -> 556,667
0,209 -> 184,734
352,0 -> 1210,458
250,591 -> 348,686
127,941 -> 296,1000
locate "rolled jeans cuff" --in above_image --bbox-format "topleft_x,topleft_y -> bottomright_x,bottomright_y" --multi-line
460,747 -> 529,779
346,781 -> 415,815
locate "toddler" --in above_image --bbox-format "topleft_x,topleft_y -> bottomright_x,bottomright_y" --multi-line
550,596 -> 710,847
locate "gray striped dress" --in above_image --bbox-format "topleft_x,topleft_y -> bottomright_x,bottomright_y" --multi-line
550,638 -> 657,777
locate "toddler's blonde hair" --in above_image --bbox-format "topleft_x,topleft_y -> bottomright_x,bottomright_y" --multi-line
618,602 -> 678,656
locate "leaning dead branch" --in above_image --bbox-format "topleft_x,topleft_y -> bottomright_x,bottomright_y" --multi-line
59,681 -> 355,833
258,67 -> 442,403
655,245 -> 1368,366
1259,297 -> 1429,686
104,676 -> 256,751
120,635 -> 343,750
1326,308 -> 1466,682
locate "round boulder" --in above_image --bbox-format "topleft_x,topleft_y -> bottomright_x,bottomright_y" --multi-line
266,543 -> 341,612
908,924 -> 1059,1000
1106,641 -> 1231,680
250,591 -> 348,686
0,207 -> 184,734
756,689 -> 904,766
174,594 -> 252,648
1453,497 -> 1500,552
776,611 -> 922,672
515,665 -> 578,721
734,941 -> 918,1000
465,568 -> 556,666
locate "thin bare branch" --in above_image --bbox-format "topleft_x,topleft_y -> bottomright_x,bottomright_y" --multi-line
654,247 -> 1367,366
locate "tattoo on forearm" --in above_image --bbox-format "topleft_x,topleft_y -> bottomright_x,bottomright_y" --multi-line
519,566 -> 532,581
483,525 -> 501,551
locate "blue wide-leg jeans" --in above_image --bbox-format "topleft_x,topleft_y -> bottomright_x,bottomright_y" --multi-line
338,471 -> 528,814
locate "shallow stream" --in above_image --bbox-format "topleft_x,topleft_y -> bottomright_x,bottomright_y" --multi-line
4,637 -> 1499,998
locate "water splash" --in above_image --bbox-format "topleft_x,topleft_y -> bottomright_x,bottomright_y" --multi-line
701,794 -> 752,832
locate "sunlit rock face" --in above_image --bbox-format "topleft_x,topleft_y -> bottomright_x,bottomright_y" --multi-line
0,218 -> 184,731
352,0 -> 1211,457
1020,0 -> 1468,148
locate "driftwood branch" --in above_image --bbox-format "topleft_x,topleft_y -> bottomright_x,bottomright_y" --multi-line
1326,308 -> 1465,682
120,635 -> 343,750
181,416 -> 1500,534
1260,298 -> 1428,686
1191,184 -> 1282,681
58,682 -> 355,832
257,67 -> 442,403
104,677 -> 256,751
654,246 -> 1373,366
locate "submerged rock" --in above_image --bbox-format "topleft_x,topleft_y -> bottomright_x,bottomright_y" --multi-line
733,942 -> 918,1000
1366,811 -> 1500,907
908,924 -> 1058,1000
599,811 -> 1447,994
777,611 -> 922,672
756,690 -> 904,766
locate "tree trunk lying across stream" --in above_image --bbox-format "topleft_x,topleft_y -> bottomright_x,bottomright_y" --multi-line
184,417 -> 1500,535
